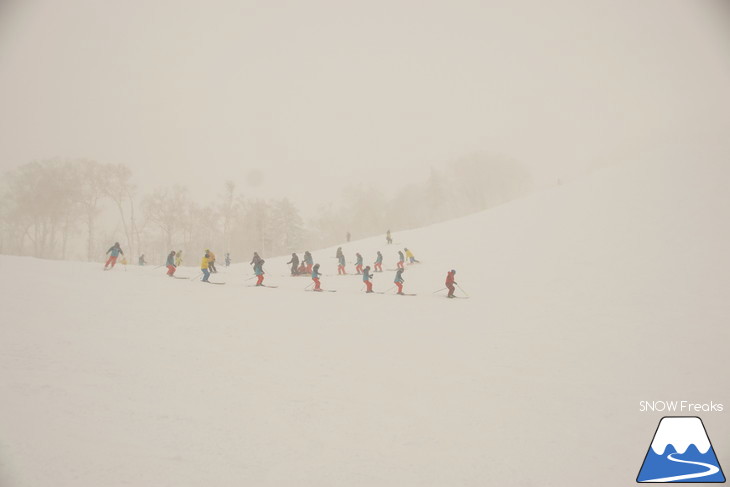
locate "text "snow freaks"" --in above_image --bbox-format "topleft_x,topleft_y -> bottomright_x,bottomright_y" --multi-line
639,401 -> 724,413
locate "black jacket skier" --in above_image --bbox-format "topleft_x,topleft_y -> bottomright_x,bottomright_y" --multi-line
287,253 -> 300,275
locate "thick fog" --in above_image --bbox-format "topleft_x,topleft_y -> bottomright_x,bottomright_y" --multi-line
0,0 -> 728,261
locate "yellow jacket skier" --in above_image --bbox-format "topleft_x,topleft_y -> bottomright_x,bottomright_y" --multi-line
206,249 -> 217,273
200,253 -> 211,282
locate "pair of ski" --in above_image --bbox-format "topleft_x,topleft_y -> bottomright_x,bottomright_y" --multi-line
247,284 -> 278,288
306,289 -> 337,292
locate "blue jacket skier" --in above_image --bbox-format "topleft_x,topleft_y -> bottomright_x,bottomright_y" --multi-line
104,242 -> 124,269
337,253 -> 346,275
394,268 -> 405,294
363,265 -> 374,293
374,251 -> 383,272
254,259 -> 265,286
311,263 -> 322,291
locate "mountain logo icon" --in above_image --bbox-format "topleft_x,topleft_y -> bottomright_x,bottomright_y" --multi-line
637,416 -> 725,483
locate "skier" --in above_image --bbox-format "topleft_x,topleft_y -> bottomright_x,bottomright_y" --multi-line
336,247 -> 343,260
346,231 -> 351,242
138,254 -> 146,266
166,250 -> 177,277
374,251 -> 383,272
404,248 -> 420,264
445,269 -> 457,298
397,250 -> 405,270
175,250 -> 183,267
104,242 -> 124,270
354,253 -> 364,274
207,249 -> 217,273
386,229 -> 392,245
225,253 -> 231,267
254,259 -> 265,286
287,252 -> 300,276
337,252 -> 347,275
311,263 -> 322,291
250,252 -> 262,267
363,265 -> 374,293
297,262 -> 307,274
394,268 -> 405,295
200,252 -> 211,282
303,251 -> 313,273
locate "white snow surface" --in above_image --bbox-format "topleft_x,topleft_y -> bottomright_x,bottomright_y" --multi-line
650,417 -> 711,455
1,144 -> 729,486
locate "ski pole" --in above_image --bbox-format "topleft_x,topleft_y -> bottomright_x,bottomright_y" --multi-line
383,286 -> 396,294
304,282 -> 313,290
190,272 -> 203,281
432,287 -> 447,294
456,284 -> 469,297
244,275 -> 257,281
152,264 -> 163,270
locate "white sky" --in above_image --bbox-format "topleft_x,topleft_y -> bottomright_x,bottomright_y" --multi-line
0,0 -> 728,215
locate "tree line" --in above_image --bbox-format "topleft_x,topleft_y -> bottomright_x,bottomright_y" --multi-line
0,155 -> 532,263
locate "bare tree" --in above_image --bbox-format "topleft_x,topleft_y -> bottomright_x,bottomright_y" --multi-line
144,186 -> 189,251
76,160 -> 109,260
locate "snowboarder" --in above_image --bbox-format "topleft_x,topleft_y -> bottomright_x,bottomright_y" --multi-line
394,268 -> 405,295
397,250 -> 405,270
363,265 -> 374,293
166,250 -> 177,277
303,251 -> 313,273
104,242 -> 124,270
386,229 -> 392,245
337,252 -> 347,275
207,249 -> 217,273
445,269 -> 457,298
254,259 -> 265,286
354,253 -> 364,274
138,254 -> 146,266
311,263 -> 322,291
287,253 -> 300,276
225,253 -> 231,267
346,231 -> 351,242
404,248 -> 420,264
374,251 -> 383,272
250,252 -> 262,267
175,250 -> 183,267
201,252 -> 211,282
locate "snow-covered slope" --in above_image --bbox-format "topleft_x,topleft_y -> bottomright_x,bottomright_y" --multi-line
1,142 -> 728,486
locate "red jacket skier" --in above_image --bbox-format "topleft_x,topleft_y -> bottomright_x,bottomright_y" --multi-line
445,270 -> 457,298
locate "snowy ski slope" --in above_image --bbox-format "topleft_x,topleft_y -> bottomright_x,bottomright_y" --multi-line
1,143 -> 728,486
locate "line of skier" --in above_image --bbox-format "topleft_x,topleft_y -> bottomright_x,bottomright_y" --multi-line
104,230 -> 462,297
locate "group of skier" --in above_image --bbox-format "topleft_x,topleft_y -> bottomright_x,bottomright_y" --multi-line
103,227 -> 463,297
282,247 -> 424,297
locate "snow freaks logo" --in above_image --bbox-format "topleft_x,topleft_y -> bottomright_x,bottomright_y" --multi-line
637,417 -> 726,483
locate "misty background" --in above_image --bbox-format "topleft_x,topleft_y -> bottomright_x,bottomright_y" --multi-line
0,0 -> 728,262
